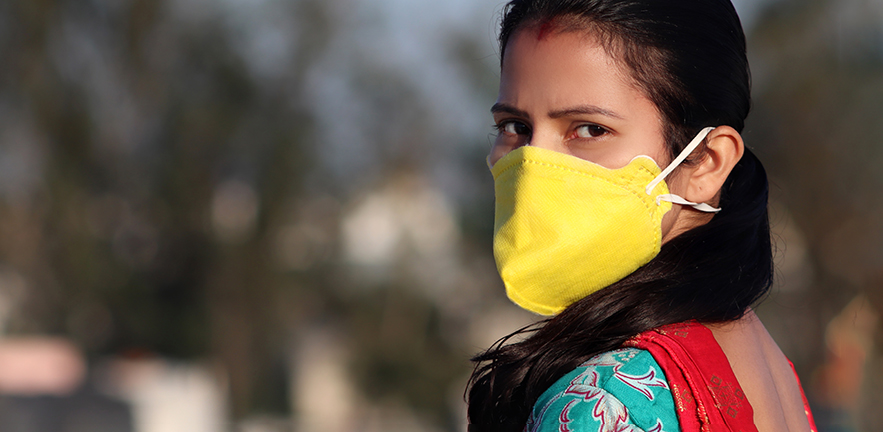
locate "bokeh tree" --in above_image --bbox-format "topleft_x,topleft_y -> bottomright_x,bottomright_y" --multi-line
0,0 -> 504,430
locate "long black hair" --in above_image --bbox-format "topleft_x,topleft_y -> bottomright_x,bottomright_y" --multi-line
467,1 -> 771,431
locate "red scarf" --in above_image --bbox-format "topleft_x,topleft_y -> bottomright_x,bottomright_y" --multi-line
623,322 -> 818,432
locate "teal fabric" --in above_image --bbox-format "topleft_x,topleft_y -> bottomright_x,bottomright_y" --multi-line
525,348 -> 681,432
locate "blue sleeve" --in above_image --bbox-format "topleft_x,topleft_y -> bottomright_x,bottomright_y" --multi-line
524,348 -> 680,432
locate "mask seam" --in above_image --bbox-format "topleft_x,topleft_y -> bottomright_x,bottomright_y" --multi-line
504,285 -> 563,316
494,158 -> 665,218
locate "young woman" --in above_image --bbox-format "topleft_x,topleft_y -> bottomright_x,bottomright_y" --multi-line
467,1 -> 818,431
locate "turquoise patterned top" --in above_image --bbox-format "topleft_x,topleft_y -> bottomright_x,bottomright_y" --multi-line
525,348 -> 681,432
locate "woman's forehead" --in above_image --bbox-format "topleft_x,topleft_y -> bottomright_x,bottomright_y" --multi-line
498,30 -> 640,111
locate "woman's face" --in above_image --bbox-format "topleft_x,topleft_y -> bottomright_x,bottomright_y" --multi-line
490,28 -> 668,169
490,27 -> 694,240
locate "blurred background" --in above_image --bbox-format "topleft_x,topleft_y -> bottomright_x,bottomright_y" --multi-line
0,0 -> 880,431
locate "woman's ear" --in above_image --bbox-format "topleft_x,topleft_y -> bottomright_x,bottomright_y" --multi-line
685,125 -> 744,204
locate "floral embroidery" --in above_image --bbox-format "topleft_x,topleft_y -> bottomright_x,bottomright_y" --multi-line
646,420 -> 665,432
527,348 -> 678,432
614,367 -> 668,401
562,370 -> 627,430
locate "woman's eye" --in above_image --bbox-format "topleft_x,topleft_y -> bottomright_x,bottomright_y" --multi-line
497,120 -> 530,136
574,124 -> 608,138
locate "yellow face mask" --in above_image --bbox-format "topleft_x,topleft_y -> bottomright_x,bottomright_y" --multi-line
490,127 -> 718,315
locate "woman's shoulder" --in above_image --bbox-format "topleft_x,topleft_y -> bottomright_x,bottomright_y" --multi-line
525,347 -> 680,432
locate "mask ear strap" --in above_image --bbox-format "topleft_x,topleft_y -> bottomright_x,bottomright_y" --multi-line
644,127 -> 720,213
656,193 -> 721,213
645,127 -> 715,195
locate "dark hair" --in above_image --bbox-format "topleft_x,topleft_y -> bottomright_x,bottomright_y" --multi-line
467,1 -> 771,431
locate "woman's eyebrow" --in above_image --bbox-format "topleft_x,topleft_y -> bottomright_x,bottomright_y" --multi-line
549,105 -> 624,120
491,103 -> 624,120
490,103 -> 530,118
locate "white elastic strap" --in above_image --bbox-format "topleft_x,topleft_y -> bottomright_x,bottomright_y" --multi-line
656,193 -> 721,213
644,126 -> 719,212
645,126 -> 715,195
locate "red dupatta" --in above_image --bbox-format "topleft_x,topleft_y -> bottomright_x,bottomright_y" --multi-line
623,322 -> 818,432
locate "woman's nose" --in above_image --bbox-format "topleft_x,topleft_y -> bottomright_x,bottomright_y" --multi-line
487,129 -> 563,167
526,129 -> 569,155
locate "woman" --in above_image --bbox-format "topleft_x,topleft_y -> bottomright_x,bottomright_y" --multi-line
467,0 -> 818,431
